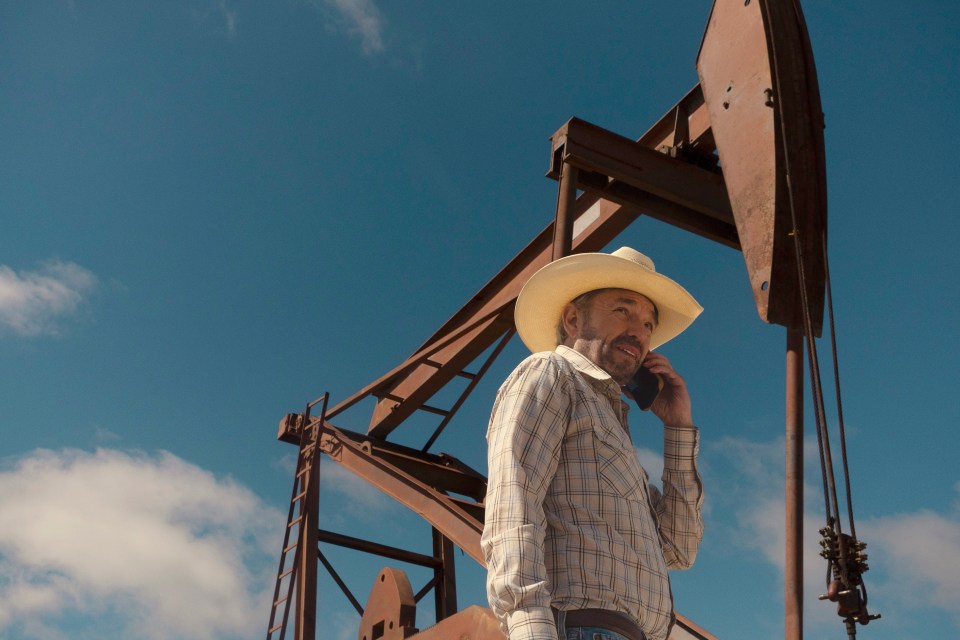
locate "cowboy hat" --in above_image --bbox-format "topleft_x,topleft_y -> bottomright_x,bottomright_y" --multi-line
514,246 -> 703,353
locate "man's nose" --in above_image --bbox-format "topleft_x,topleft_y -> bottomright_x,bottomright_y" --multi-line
627,321 -> 652,345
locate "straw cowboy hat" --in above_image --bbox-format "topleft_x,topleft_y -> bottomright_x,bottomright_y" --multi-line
514,247 -> 703,353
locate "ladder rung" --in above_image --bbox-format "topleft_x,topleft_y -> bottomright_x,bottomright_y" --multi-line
273,594 -> 289,607
283,542 -> 298,553
292,490 -> 308,502
423,359 -> 476,380
268,622 -> 284,633
278,567 -> 295,579
287,516 -> 303,528
420,404 -> 451,417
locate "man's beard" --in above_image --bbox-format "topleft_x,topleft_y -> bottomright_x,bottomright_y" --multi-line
599,341 -> 643,384
577,326 -> 642,385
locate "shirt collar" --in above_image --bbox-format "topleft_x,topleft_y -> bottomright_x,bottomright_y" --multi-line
555,345 -> 624,397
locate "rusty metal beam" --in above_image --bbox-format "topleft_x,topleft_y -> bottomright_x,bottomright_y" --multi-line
316,421 -> 486,564
318,529 -> 441,568
547,117 -> 738,248
421,330 -> 515,453
407,605 -> 506,640
279,416 -> 489,500
638,84 -> 714,153
786,327 -> 804,640
295,445 -> 318,640
432,529 -> 458,621
552,160 -> 578,260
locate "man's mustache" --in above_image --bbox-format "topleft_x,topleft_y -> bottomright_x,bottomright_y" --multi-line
613,336 -> 645,356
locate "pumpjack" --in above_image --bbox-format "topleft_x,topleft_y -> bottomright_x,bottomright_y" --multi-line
265,2 -> 878,639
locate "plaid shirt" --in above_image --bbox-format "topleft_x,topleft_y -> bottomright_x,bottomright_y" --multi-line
481,346 -> 704,640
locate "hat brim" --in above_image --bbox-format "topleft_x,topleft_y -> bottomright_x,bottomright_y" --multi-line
514,252 -> 703,353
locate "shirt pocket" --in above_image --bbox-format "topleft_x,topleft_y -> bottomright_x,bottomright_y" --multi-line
592,421 -> 648,506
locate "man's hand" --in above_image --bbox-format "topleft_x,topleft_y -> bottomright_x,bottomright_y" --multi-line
643,352 -> 694,428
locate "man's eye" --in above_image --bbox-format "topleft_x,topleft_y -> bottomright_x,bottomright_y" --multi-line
645,322 -> 655,331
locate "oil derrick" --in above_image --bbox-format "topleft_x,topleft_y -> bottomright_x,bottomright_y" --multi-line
265,2 -> 876,639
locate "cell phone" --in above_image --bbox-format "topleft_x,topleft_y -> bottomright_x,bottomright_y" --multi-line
625,365 -> 662,411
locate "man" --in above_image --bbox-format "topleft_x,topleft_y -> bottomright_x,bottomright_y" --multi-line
481,247 -> 705,640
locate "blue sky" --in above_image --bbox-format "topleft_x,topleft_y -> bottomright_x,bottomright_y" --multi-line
1,1 -> 958,639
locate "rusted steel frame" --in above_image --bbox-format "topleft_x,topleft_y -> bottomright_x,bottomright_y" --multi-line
318,422 -> 486,564
674,614 -> 720,640
552,160 -> 578,260
548,117 -> 738,248
286,414 -> 488,502
550,118 -> 732,223
318,529 -> 441,568
358,568 -> 418,640
294,471 -> 318,640
422,330 -> 515,453
637,84 -> 714,153
407,605 -> 507,640
432,528 -> 458,621
414,575 -> 440,604
319,305 -> 507,425
338,429 -> 488,501
294,396 -> 327,640
267,397 -> 329,640
364,89 -> 727,441
786,327 -> 804,640
367,312 -> 513,438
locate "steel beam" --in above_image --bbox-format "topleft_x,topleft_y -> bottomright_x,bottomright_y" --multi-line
319,529 -> 442,568
786,328 -> 804,640
547,117 -> 738,248
295,445 -> 319,640
316,422 -> 486,564
432,529 -> 458,621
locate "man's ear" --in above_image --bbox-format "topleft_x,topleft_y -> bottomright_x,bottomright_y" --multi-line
560,303 -> 580,342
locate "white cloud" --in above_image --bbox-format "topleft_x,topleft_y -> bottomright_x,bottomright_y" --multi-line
864,506 -> 960,625
0,448 -> 283,639
0,261 -> 97,336
325,0 -> 385,55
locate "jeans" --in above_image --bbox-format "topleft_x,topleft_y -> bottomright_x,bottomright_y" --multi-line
564,628 -> 631,640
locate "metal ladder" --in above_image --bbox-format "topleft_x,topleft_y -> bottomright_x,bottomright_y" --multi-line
266,394 -> 328,640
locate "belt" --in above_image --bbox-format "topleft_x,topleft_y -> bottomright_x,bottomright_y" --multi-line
553,607 -> 647,640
